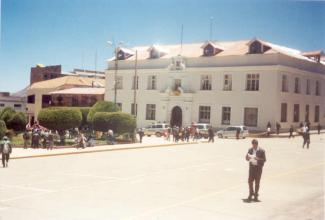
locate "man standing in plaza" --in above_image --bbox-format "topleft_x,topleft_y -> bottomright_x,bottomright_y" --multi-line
0,136 -> 12,168
245,139 -> 266,202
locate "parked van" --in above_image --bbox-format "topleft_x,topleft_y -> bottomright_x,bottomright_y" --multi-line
216,126 -> 249,139
143,123 -> 169,137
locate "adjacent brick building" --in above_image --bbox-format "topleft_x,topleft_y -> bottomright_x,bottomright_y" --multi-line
30,64 -> 63,85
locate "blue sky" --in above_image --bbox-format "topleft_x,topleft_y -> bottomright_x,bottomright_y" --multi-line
0,0 -> 324,93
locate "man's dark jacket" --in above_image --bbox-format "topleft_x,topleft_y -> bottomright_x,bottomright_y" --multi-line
247,147 -> 266,167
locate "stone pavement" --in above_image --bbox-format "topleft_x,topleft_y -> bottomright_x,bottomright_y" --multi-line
0,134 -> 324,220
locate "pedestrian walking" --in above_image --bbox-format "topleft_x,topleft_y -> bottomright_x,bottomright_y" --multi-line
48,131 -> 54,150
289,125 -> 294,138
107,129 -> 115,145
0,136 -> 12,168
208,127 -> 214,143
138,128 -> 144,143
165,127 -> 170,141
185,127 -> 190,142
192,127 -> 199,142
77,133 -> 86,149
266,122 -> 271,137
236,127 -> 240,139
317,123 -> 321,135
302,129 -> 310,149
245,139 -> 266,202
23,130 -> 30,149
276,122 -> 281,135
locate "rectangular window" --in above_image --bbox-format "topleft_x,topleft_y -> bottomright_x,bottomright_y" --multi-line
200,75 -> 212,90
223,74 -> 232,91
146,104 -> 156,120
0,103 -> 5,107
281,103 -> 287,122
305,105 -> 309,122
222,107 -> 231,125
282,75 -> 288,92
293,104 -> 300,122
199,106 -> 211,123
115,76 -> 123,89
306,79 -> 310,95
14,104 -> 22,108
314,105 -> 320,122
315,81 -> 321,96
246,74 -> 259,91
132,76 -> 139,90
244,108 -> 258,127
116,103 -> 122,111
147,76 -> 157,90
27,95 -> 35,104
294,77 -> 300,93
131,103 -> 137,116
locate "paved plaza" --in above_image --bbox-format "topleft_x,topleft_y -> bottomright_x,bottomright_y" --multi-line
0,134 -> 324,220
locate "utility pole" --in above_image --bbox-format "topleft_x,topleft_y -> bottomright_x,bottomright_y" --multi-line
209,16 -> 214,41
114,47 -> 118,105
133,50 -> 138,118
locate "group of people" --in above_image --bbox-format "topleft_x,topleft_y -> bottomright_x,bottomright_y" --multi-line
24,123 -> 54,150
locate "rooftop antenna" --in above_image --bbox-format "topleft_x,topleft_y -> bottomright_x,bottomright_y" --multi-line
209,16 -> 214,41
180,24 -> 184,55
82,52 -> 85,75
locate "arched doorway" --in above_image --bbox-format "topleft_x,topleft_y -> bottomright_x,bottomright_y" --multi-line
170,106 -> 182,127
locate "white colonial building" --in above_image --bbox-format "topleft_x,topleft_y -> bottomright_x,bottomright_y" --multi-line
105,38 -> 325,131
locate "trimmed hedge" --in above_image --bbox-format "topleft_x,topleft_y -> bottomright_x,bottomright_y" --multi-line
0,120 -> 6,139
38,107 -> 82,131
93,112 -> 136,134
7,112 -> 27,131
87,101 -> 119,123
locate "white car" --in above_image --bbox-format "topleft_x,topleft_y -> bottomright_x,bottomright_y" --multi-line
192,123 -> 212,138
143,123 -> 169,137
217,126 -> 249,139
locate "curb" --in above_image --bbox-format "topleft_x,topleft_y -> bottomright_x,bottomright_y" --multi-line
11,142 -> 199,160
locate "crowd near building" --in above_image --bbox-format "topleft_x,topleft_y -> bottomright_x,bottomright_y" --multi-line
104,38 -> 325,131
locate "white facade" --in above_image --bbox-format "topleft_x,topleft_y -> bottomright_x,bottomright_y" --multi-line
105,40 -> 325,131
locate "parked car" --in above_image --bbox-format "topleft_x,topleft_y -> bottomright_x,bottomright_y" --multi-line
216,126 -> 249,139
192,123 -> 212,138
143,123 -> 169,137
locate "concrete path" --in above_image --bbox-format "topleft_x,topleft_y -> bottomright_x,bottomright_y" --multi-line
1,134 -> 324,220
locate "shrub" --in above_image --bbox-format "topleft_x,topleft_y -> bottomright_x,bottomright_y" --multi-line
0,107 -> 15,125
0,120 -> 7,139
7,112 -> 28,131
93,112 -> 136,134
87,101 -> 119,123
38,108 -> 82,145
38,108 -> 82,131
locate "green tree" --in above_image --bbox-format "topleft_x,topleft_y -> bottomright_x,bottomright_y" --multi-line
0,120 -> 7,139
87,101 -> 120,123
0,107 -> 16,125
93,112 -> 136,135
38,108 -> 82,145
7,112 -> 28,132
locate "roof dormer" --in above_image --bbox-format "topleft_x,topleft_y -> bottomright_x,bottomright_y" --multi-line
148,45 -> 168,59
247,38 -> 271,54
301,50 -> 323,63
116,47 -> 134,60
201,41 -> 224,56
